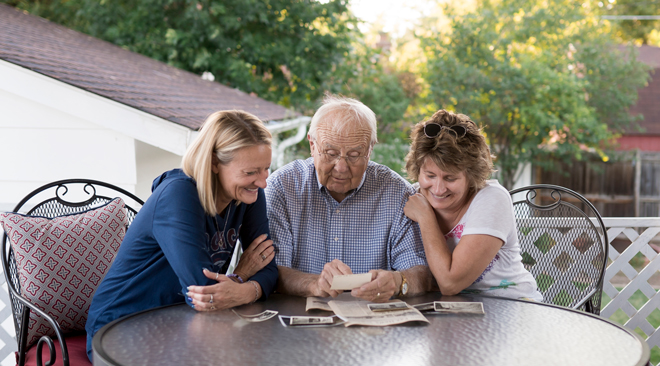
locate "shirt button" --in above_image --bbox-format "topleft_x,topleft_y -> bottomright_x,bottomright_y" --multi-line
334,237 -> 338,241
335,209 -> 339,213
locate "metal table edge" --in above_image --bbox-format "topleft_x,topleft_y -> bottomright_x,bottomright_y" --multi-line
92,302 -> 185,366
474,294 -> 651,366
92,295 -> 651,366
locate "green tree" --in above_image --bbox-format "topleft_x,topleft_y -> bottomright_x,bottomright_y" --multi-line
595,0 -> 660,45
5,0 -> 357,111
318,38 -> 414,173
418,0 -> 650,189
7,0 -> 417,173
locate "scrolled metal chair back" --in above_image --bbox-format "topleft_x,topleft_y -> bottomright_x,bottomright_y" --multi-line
1,179 -> 143,366
509,184 -> 608,315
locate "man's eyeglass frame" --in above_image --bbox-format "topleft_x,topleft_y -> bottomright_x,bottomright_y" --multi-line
423,123 -> 467,139
314,144 -> 370,166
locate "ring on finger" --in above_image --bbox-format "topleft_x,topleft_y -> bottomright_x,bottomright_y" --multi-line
210,294 -> 214,304
260,254 -> 266,260
210,305 -> 216,311
215,272 -> 219,280
377,292 -> 381,297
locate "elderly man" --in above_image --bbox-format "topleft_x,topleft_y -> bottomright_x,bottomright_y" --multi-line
265,94 -> 431,302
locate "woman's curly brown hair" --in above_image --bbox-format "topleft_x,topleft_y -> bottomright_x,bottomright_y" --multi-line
405,109 -> 495,197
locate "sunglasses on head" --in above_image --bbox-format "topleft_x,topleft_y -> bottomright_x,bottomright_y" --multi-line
423,123 -> 467,139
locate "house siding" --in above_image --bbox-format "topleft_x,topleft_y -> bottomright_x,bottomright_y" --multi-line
0,85 -> 138,211
616,135 -> 660,152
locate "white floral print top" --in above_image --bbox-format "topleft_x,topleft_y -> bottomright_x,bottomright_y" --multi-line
442,181 -> 542,301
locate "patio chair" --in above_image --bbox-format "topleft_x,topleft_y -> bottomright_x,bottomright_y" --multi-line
0,179 -> 144,366
509,184 -> 608,315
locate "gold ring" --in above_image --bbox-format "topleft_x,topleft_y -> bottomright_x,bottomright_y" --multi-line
210,305 -> 216,311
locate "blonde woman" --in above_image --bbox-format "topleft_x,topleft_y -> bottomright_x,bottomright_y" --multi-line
404,109 -> 541,301
86,110 -> 277,360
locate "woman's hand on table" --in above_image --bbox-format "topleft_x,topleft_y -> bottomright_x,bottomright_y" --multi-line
233,234 -> 275,280
187,269 -> 261,311
351,270 -> 398,303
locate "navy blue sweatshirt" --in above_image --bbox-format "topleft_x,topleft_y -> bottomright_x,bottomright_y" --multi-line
85,169 -> 277,358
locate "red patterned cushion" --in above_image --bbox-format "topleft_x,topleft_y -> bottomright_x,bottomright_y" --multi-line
21,334 -> 91,366
0,198 -> 127,349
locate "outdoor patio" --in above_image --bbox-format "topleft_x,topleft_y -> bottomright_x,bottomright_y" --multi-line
0,216 -> 657,365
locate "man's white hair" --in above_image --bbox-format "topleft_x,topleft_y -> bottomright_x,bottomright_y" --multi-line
308,94 -> 378,146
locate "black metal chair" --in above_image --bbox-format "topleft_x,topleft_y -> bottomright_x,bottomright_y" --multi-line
1,179 -> 143,366
509,184 -> 608,315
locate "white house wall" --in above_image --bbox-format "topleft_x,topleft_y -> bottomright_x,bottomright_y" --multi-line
0,86 -> 137,211
135,140 -> 182,200
0,60 -> 195,156
0,60 -> 194,211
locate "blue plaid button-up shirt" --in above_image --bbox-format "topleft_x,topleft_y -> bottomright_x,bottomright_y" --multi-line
265,158 -> 427,274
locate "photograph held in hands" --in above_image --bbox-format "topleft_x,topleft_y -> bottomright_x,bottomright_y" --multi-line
330,273 -> 372,290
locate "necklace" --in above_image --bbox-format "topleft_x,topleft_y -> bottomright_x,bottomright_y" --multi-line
213,202 -> 233,242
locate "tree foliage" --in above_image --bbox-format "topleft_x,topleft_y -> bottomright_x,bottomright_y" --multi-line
5,0 -> 652,182
293,39 -> 413,172
324,41 -> 411,137
6,0 -> 358,111
595,0 -> 660,45
418,0 -> 650,188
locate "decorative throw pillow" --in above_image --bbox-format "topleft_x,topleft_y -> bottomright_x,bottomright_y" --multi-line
0,198 -> 127,348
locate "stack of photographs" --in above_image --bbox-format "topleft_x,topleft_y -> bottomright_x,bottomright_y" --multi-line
413,301 -> 485,315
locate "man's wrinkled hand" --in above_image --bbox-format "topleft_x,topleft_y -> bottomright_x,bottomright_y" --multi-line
351,270 -> 398,302
312,259 -> 353,298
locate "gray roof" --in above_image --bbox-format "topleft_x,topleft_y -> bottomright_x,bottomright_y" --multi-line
0,4 -> 298,130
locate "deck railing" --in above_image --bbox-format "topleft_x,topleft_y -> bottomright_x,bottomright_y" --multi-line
602,217 -> 660,365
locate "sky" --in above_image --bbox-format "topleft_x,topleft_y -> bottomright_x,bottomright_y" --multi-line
349,0 -> 434,38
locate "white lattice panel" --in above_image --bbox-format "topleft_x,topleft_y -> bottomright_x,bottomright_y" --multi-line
602,218 -> 660,365
0,263 -> 17,364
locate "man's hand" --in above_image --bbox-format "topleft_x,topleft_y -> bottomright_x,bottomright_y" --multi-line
311,259 -> 353,298
351,270 -> 399,302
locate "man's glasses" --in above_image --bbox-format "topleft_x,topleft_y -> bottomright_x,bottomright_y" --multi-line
424,123 -> 467,139
315,145 -> 369,166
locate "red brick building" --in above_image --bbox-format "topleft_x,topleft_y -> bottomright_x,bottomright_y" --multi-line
616,45 -> 660,152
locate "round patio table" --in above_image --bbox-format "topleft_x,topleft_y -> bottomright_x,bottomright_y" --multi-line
93,293 -> 649,366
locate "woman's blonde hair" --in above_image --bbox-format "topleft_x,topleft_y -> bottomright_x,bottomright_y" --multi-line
182,110 -> 272,216
405,109 -> 495,197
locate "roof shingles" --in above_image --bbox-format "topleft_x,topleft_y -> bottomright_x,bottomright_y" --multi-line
0,4 -> 298,130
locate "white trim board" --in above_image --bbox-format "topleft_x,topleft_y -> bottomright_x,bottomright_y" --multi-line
0,59 -> 196,155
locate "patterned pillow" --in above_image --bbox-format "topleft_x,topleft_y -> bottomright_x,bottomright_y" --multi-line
0,198 -> 127,348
